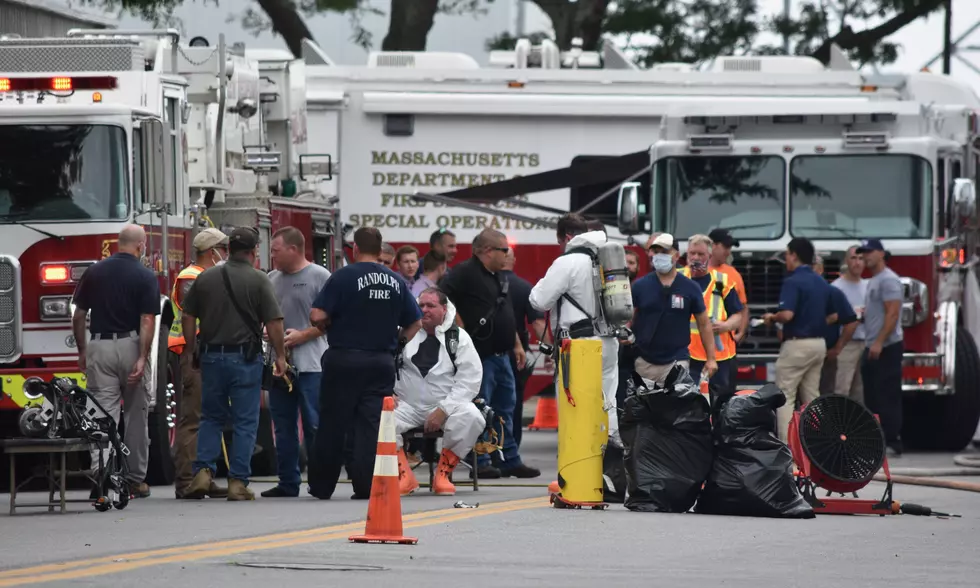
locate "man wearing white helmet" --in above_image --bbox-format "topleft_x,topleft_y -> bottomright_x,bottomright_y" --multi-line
170,227 -> 230,500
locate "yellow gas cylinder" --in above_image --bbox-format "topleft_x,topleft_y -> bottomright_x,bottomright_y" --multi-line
554,338 -> 607,507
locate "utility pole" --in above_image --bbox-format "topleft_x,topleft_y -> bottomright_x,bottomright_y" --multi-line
516,0 -> 527,39
943,0 -> 953,74
783,0 -> 792,54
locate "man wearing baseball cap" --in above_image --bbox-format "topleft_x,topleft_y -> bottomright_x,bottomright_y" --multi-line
707,228 -> 749,394
855,238 -> 904,455
632,233 -> 717,385
170,227 -> 229,499
181,226 -> 287,500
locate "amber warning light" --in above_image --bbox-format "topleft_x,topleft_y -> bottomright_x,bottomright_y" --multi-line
0,76 -> 118,92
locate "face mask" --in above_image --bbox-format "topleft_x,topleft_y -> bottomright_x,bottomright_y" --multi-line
652,253 -> 674,274
688,259 -> 708,273
212,249 -> 227,266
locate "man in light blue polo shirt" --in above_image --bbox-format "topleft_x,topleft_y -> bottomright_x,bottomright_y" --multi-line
856,238 -> 904,456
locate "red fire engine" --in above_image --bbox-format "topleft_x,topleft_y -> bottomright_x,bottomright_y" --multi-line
0,31 -> 342,487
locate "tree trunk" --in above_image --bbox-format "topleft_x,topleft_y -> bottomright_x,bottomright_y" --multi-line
533,0 -> 610,50
381,0 -> 441,51
255,0 -> 316,58
577,0 -> 611,51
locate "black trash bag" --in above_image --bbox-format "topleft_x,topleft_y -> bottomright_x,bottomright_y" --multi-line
695,383 -> 815,519
621,364 -> 713,513
602,443 -> 627,504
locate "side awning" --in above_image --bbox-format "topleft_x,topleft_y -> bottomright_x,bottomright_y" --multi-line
429,149 -> 652,204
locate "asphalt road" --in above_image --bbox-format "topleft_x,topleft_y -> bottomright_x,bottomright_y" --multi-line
1,432 -> 978,588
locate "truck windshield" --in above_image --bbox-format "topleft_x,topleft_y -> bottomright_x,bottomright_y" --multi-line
653,155 -> 786,240
790,154 -> 932,239
0,124 -> 128,223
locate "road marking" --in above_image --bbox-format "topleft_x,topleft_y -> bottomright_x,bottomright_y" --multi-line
0,496 -> 549,586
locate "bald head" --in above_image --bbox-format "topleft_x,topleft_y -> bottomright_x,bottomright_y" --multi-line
118,224 -> 146,255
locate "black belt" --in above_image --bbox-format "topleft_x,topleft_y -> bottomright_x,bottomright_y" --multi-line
567,319 -> 595,339
91,331 -> 136,340
200,343 -> 248,354
783,335 -> 822,341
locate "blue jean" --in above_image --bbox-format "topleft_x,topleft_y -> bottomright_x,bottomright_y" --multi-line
268,371 -> 321,494
478,355 -> 523,469
193,349 -> 263,483
690,359 -> 733,409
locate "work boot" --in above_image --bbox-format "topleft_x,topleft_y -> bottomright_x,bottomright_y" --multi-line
227,478 -> 255,501
207,480 -> 229,498
129,482 -> 151,498
397,448 -> 420,496
184,468 -> 215,499
432,449 -> 461,496
499,464 -> 541,479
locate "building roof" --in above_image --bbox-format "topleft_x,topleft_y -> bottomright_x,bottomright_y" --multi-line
0,0 -> 120,28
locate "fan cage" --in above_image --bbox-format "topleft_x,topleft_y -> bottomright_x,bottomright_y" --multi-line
798,395 -> 885,488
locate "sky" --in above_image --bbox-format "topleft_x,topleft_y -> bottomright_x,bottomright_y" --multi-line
97,0 -> 980,88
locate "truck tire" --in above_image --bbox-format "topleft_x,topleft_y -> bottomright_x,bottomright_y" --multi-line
903,328 -> 980,451
145,333 -> 179,486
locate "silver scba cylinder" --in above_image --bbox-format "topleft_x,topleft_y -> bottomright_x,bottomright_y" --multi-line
598,241 -> 633,328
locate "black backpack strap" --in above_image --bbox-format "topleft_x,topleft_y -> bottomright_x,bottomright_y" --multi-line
219,265 -> 262,345
556,246 -> 597,322
560,292 -> 593,320
444,325 -> 460,375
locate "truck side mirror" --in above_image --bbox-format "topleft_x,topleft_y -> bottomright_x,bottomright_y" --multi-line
140,119 -> 171,206
952,178 -> 976,218
617,182 -> 642,235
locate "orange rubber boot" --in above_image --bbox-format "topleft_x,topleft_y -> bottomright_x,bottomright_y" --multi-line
397,448 -> 420,496
432,449 -> 461,496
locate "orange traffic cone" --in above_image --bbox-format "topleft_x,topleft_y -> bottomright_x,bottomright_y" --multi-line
528,394 -> 558,430
349,396 -> 418,545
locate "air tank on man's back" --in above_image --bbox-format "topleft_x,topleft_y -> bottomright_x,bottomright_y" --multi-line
598,241 -> 633,329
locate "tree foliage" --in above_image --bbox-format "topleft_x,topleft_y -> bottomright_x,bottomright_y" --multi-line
80,0 -> 949,68
506,0 -> 947,67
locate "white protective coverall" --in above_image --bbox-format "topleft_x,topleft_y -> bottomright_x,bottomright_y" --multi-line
528,230 -> 622,448
394,300 -> 487,457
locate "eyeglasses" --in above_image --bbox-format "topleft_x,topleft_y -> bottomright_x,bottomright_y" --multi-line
491,247 -> 509,253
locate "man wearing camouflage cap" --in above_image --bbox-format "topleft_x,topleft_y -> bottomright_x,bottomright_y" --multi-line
171,227 -> 230,499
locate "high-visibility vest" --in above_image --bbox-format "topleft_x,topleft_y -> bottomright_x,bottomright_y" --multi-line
679,267 -> 737,362
167,264 -> 204,354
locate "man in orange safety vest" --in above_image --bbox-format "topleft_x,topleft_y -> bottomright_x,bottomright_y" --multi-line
679,233 -> 744,407
170,228 -> 230,499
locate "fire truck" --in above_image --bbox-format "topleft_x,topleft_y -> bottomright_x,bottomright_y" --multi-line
308,38 -> 980,450
0,31 -> 343,487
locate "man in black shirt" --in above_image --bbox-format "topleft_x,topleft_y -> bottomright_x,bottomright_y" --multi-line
441,229 -> 540,479
72,224 -> 161,498
501,247 -> 546,449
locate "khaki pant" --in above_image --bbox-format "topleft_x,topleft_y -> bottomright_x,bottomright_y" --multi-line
86,333 -> 148,483
174,350 -> 202,493
635,357 -> 690,387
834,340 -> 865,404
775,338 -> 826,442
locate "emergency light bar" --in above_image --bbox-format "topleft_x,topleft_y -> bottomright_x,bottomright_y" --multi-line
0,76 -> 118,92
687,134 -> 734,152
843,132 -> 890,149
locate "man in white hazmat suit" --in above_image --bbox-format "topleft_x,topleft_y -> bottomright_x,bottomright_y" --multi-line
528,213 -> 622,449
394,287 -> 486,496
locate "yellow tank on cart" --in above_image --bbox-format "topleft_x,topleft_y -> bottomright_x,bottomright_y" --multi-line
553,338 -> 607,508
